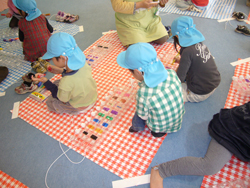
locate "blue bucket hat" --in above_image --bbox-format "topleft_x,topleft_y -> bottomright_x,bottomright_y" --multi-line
42,32 -> 86,70
12,0 -> 41,21
170,16 -> 205,47
117,43 -> 168,88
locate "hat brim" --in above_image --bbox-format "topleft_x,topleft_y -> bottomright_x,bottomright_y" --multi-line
42,46 -> 86,70
117,51 -> 131,69
41,51 -> 54,60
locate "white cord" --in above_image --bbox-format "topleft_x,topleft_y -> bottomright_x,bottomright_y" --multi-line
224,20 -> 237,30
48,14 -> 57,21
45,148 -> 70,188
59,142 -> 86,164
44,114 -> 86,188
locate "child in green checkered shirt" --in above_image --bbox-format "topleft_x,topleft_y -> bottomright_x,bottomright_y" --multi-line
116,42 -> 185,138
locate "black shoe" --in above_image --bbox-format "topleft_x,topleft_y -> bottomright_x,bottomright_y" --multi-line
151,131 -> 166,138
129,126 -> 139,133
232,12 -> 245,21
235,25 -> 250,36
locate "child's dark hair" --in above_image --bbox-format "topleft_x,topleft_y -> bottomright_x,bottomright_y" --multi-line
17,8 -> 28,17
129,69 -> 144,75
173,36 -> 180,52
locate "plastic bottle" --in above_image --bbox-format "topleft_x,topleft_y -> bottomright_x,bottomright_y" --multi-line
238,75 -> 248,95
245,74 -> 250,88
212,177 -> 250,188
232,76 -> 239,89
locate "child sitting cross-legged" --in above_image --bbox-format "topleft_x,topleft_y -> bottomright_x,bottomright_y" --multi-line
116,43 -> 185,137
32,32 -> 98,115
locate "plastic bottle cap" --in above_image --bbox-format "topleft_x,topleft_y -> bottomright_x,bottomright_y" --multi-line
108,91 -> 114,95
75,129 -> 81,134
232,76 -> 237,80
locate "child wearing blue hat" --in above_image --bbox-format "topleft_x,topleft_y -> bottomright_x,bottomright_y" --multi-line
32,32 -> 98,115
117,42 -> 185,137
12,0 -> 53,62
171,16 -> 220,103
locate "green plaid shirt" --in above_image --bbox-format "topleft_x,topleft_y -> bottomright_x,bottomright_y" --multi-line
136,69 -> 185,133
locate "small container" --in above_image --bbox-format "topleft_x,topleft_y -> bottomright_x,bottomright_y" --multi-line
232,75 -> 250,96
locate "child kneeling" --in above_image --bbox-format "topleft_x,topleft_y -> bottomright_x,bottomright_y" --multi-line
117,43 -> 185,137
32,32 -> 98,115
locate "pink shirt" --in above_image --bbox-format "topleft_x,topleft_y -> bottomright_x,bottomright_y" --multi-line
8,0 -> 19,16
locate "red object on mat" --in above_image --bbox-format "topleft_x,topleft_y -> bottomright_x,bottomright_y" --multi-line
192,0 -> 209,7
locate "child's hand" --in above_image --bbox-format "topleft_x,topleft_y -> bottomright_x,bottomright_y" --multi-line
137,0 -> 158,9
32,73 -> 48,83
173,56 -> 181,64
6,13 -> 11,18
159,0 -> 168,7
47,65 -> 64,74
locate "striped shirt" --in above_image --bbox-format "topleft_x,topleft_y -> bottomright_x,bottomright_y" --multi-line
136,69 -> 185,133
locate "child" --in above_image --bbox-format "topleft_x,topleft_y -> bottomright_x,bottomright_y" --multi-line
150,101 -> 250,188
5,0 -> 22,28
31,32 -> 98,115
111,0 -> 169,47
12,0 -> 53,63
176,0 -> 209,12
171,16 -> 221,103
116,42 -> 185,137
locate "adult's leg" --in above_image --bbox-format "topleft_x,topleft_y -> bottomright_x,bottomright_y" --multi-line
153,35 -> 169,45
176,0 -> 193,10
150,139 -> 232,188
158,139 -> 232,177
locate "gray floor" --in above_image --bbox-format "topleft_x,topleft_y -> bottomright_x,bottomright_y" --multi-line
0,0 -> 249,188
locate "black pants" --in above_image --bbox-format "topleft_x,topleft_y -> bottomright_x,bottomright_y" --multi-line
9,16 -> 19,28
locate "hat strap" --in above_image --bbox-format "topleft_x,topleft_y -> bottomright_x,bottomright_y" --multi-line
176,24 -> 195,35
138,58 -> 159,73
26,8 -> 37,14
62,44 -> 78,57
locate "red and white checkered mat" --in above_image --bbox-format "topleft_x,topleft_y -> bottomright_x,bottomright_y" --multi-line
201,62 -> 250,188
18,32 -> 179,179
0,170 -> 28,188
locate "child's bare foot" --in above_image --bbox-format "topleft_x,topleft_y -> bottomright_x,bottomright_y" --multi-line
150,166 -> 163,188
47,65 -> 64,74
